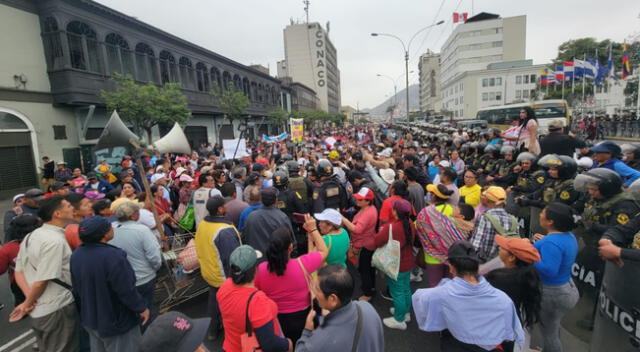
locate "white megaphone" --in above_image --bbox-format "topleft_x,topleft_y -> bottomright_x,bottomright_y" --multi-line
153,123 -> 191,154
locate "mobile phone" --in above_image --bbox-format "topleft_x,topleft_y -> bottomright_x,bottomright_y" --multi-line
293,212 -> 306,224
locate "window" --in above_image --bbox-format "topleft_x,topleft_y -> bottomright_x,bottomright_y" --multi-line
530,74 -> 536,83
210,67 -> 222,91
105,33 -> 133,76
222,72 -> 232,91
482,93 -> 488,101
159,50 -> 177,84
135,43 -> 157,83
515,90 -> 522,99
516,75 -> 522,84
460,96 -> 464,104
66,21 -> 101,72
429,71 -> 437,97
179,57 -> 194,89
496,77 -> 502,86
455,85 -> 458,93
495,92 -> 502,101
53,125 -> 67,140
489,92 -> 496,100
524,75 -> 529,84
42,17 -> 64,70
195,62 -> 209,92
455,98 -> 459,105
523,90 -> 530,98
242,78 -> 251,99
489,78 -> 495,87
482,78 -> 488,87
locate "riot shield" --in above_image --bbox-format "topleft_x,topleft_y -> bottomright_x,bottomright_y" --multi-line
591,260 -> 640,351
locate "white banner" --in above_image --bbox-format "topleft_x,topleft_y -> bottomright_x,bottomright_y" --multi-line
222,139 -> 249,159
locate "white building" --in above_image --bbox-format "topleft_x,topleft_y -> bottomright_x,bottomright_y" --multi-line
442,60 -> 547,119
418,51 -> 442,114
281,21 -> 341,113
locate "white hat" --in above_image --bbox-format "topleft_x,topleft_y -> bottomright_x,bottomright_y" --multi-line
150,173 -> 165,184
179,174 -> 194,182
314,208 -> 342,226
377,148 -> 392,158
12,193 -> 24,203
438,160 -> 451,168
175,167 -> 187,177
379,168 -> 396,184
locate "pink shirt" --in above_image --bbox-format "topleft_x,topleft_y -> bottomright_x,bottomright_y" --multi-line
255,252 -> 323,314
350,206 -> 378,250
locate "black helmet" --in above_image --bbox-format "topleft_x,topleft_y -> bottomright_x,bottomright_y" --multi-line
453,137 -> 464,146
574,168 -> 622,197
273,171 -> 289,187
285,160 -> 300,174
621,143 -> 640,159
316,159 -> 334,177
538,154 -> 577,179
460,143 -> 470,153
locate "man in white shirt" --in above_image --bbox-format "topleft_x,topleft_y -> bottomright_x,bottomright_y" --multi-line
193,174 -> 222,227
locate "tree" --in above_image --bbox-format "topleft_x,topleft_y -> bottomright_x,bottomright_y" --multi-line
210,83 -> 250,121
267,107 -> 289,131
100,73 -> 191,143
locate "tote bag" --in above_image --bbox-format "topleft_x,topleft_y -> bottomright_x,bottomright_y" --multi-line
372,224 -> 400,280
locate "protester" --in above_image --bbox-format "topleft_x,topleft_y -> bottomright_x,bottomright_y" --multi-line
311,208 -> 350,267
243,187 -> 294,256
238,187 -> 262,232
426,184 -> 455,216
40,156 -> 56,191
517,106 -> 540,155
193,173 -> 222,228
470,186 -> 519,263
404,167 -> 426,213
0,214 -> 41,306
63,193 -> 95,250
221,182 -> 249,228
295,265 -> 384,352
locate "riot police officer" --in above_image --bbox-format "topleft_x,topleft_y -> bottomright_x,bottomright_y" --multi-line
621,143 -> 640,170
311,159 -> 349,213
477,145 -> 500,184
273,170 -> 308,254
486,145 -> 517,188
285,160 -> 311,213
506,152 -> 545,237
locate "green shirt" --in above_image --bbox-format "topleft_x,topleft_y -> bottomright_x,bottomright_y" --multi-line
323,228 -> 350,267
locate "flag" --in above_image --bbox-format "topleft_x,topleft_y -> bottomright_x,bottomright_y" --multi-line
622,43 -> 632,79
595,66 -> 607,85
555,65 -> 565,81
541,69 -> 556,85
453,12 -> 459,23
573,59 -> 586,79
540,71 -> 548,85
453,12 -> 468,23
462,12 -> 468,21
607,44 -> 616,80
584,57 -> 597,78
563,61 -> 574,80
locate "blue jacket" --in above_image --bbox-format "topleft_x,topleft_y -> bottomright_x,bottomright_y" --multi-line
83,179 -> 114,194
595,158 -> 640,187
70,243 -> 146,338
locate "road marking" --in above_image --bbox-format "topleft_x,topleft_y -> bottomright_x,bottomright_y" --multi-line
9,337 -> 35,352
0,331 -> 32,352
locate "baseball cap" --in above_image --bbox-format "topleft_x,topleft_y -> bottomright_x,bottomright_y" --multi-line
24,188 -> 45,200
174,167 -> 187,177
230,245 -> 262,274
448,240 -> 480,262
12,193 -> 24,203
548,119 -> 565,131
354,187 -> 374,200
314,208 -> 342,226
379,168 -> 395,184
179,174 -> 194,183
495,235 -> 541,264
590,141 -> 621,155
150,174 -> 165,184
78,216 -> 112,243
140,311 -> 210,352
426,184 -> 450,199
350,170 -> 364,180
482,186 -> 507,205
438,160 -> 451,168
51,181 -> 68,191
328,150 -> 340,160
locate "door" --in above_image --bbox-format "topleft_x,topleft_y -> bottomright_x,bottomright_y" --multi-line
63,148 -> 82,171
185,126 -> 208,149
0,132 -> 37,197
219,124 -> 234,141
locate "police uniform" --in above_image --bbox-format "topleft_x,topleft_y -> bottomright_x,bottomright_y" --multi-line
312,177 -> 348,214
288,176 -> 312,213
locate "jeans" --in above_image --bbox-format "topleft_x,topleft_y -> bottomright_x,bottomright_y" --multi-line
538,281 -> 579,352
358,248 -> 376,297
207,285 -> 221,337
86,325 -> 141,352
387,271 -> 412,323
136,278 -> 156,333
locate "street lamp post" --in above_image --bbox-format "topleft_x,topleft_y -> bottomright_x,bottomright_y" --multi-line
372,20 -> 444,120
377,72 -> 413,117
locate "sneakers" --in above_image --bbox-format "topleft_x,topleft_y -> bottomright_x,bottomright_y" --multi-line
389,307 -> 411,322
410,272 -> 423,283
383,316 -> 407,330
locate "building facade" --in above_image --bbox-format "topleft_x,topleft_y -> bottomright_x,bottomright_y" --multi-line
0,0 -> 282,196
418,51 -> 442,114
282,22 -> 341,114
279,77 -> 319,112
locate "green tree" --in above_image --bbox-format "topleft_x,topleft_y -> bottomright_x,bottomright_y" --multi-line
100,73 -> 191,143
267,107 -> 289,131
210,83 -> 250,121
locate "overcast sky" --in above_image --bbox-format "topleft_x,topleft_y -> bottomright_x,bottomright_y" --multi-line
97,0 -> 638,109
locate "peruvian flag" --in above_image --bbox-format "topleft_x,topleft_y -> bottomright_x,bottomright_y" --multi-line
453,12 -> 468,23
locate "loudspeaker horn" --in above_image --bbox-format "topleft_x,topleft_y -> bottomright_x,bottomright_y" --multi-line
153,122 -> 191,154
94,111 -> 140,150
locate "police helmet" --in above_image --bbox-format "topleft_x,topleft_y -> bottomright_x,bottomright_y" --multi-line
538,154 -> 576,179
577,156 -> 594,170
469,141 -> 479,150
460,143 -> 470,152
573,168 -> 622,197
316,159 -> 334,177
285,160 -> 300,174
453,137 -> 465,146
621,143 -> 640,159
306,164 -> 317,177
500,145 -> 516,156
516,152 -> 538,164
484,144 -> 499,157
273,171 -> 289,187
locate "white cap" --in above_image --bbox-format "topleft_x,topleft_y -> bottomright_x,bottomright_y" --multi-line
175,167 -> 187,177
150,173 -> 165,184
438,160 -> 451,168
179,174 -> 194,182
377,148 -> 392,158
379,168 -> 396,184
12,193 -> 24,203
314,208 -> 342,226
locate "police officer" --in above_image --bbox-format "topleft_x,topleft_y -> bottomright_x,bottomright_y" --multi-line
311,159 -> 349,213
273,170 -> 308,254
476,145 -> 500,184
285,160 -> 311,213
621,143 -> 640,170
507,152 -> 545,237
487,145 -> 518,188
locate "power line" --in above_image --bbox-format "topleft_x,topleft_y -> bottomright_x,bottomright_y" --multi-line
410,0 -> 446,61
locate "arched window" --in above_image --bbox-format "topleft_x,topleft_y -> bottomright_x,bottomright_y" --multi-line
210,67 -> 221,92
233,74 -> 242,92
105,33 -> 133,76
67,21 -> 101,72
257,83 -> 264,102
178,56 -> 194,89
250,82 -> 258,102
195,62 -> 209,92
222,71 -> 232,91
42,17 -> 63,69
159,50 -> 177,84
135,43 -> 157,83
242,78 -> 251,99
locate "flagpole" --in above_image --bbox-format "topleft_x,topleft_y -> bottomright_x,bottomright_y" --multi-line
546,69 -> 549,97
562,71 -> 565,100
593,48 -> 598,118
582,54 -> 587,113
571,58 -> 576,95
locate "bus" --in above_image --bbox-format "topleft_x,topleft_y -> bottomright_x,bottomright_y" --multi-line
475,99 -> 570,134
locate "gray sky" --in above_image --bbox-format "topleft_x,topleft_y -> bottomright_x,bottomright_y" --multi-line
97,0 -> 638,109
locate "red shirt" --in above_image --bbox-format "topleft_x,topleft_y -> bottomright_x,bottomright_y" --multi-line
217,278 -> 281,352
0,241 -> 21,282
65,224 -> 82,250
379,196 -> 416,223
374,220 -> 416,273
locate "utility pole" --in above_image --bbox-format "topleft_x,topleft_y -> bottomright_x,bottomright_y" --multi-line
303,0 -> 310,23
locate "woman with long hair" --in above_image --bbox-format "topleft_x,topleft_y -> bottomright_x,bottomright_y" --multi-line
255,226 -> 328,343
517,106 -> 540,155
532,202 -> 579,352
487,235 -> 542,352
120,181 -> 138,200
373,199 -> 415,330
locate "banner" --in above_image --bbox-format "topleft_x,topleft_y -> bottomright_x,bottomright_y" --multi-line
222,139 -> 249,159
262,133 -> 288,142
290,118 -> 304,143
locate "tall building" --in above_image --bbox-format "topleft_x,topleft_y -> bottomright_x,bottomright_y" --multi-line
282,21 -> 341,113
439,12 -> 527,119
418,51 -> 442,114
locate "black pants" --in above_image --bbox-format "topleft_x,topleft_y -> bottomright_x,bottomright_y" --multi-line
207,285 -> 221,336
358,248 -> 376,297
277,307 -> 310,344
440,330 -> 513,352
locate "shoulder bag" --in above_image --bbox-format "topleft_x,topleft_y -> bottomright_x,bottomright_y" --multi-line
371,224 -> 400,280
240,290 -> 262,352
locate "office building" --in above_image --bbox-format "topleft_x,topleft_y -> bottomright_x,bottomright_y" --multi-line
418,51 -> 442,114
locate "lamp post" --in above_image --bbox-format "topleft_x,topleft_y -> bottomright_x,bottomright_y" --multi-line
372,20 -> 444,120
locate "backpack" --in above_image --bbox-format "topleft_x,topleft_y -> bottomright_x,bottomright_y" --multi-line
483,212 -> 520,238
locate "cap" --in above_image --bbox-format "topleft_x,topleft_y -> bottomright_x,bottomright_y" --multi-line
438,160 -> 451,168
328,150 -> 340,160
482,186 -> 507,205
314,208 -> 342,226
12,193 -> 24,203
392,199 -> 412,214
140,311 -> 211,352
174,167 -> 187,177
447,240 -> 480,262
548,119 -> 565,130
426,184 -> 450,199
354,187 -> 374,200
379,168 -> 395,184
24,188 -> 45,200
350,170 -> 364,180
179,174 -> 194,183
230,245 -> 262,274
78,216 -> 112,243
494,235 -> 541,264
51,181 -> 68,191
590,141 -> 621,155
199,166 -> 212,174
150,174 -> 165,184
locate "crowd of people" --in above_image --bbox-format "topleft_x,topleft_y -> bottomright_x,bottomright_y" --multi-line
1,106 -> 639,352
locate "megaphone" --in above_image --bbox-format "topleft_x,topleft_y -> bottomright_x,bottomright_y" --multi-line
94,111 -> 140,150
153,122 -> 191,154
